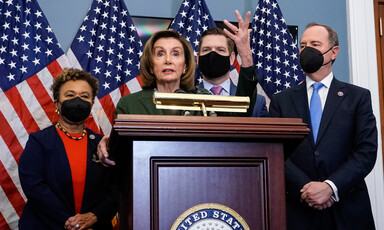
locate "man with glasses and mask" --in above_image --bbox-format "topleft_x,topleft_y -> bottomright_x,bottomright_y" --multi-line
269,23 -> 377,230
196,10 -> 268,117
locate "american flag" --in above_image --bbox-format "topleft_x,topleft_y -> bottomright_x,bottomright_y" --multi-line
168,0 -> 219,84
67,0 -> 143,135
0,0 -> 70,229
250,0 -> 305,99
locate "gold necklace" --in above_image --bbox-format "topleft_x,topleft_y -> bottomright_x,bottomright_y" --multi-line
56,122 -> 86,141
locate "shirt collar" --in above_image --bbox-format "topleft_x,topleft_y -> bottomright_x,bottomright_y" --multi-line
203,78 -> 231,94
306,72 -> 334,90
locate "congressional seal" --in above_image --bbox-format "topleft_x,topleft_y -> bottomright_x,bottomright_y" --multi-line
170,203 -> 250,230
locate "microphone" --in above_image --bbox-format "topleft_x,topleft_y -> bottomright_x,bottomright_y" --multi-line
174,89 -> 192,116
191,87 -> 217,116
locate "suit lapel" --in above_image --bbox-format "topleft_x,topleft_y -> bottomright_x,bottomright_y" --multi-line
292,82 -> 310,124
316,78 -> 346,143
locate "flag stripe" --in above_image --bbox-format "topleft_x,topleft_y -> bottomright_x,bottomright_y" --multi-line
99,95 -> 116,126
0,186 -> 17,230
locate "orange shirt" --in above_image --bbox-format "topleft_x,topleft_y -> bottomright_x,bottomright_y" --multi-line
57,127 -> 87,214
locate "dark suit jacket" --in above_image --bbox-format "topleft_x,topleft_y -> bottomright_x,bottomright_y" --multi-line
116,66 -> 259,116
18,125 -> 119,230
269,77 -> 377,230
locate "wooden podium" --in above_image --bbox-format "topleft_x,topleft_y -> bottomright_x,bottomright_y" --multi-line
109,114 -> 309,230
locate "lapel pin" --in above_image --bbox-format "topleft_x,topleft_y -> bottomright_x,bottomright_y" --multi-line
337,91 -> 344,97
89,134 -> 95,139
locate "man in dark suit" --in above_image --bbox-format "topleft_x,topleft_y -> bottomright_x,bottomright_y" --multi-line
196,11 -> 268,117
269,23 -> 377,230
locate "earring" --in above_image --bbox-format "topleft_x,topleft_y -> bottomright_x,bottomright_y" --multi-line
55,108 -> 60,115
183,68 -> 186,74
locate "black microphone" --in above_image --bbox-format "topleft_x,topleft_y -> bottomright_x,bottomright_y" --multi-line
191,87 -> 217,116
174,89 -> 192,116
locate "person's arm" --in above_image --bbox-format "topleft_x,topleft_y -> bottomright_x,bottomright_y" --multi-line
324,89 -> 377,198
19,133 -> 72,224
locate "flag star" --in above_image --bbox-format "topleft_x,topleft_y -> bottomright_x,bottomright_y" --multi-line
108,36 -> 116,44
274,44 -> 280,52
129,35 -> 135,42
0,57 -> 4,64
7,73 -> 15,81
34,10 -> 42,17
92,18 -> 98,25
290,42 -> 297,49
94,67 -> 101,74
274,66 -> 281,74
110,25 -> 117,33
257,39 -> 264,46
80,25 -> 87,32
119,31 -> 125,38
3,22 -> 10,30
1,34 -> 8,41
9,61 -> 17,68
178,21 -> 184,28
186,26 -> 192,32
10,49 -> 17,56
103,1 -> 110,7
21,54 -> 28,61
283,71 -> 290,78
98,33 -> 106,40
111,15 -> 117,22
13,26 -> 20,33
266,43 -> 272,50
129,24 -> 136,31
180,10 -> 187,17
11,37 -> 18,45
116,63 -> 122,71
107,47 -> 114,55
34,22 -> 42,30
25,8 -> 31,15
117,53 -> 123,60
22,31 -> 30,39
265,65 -> 272,72
106,59 -> 113,66
126,58 -> 133,65
274,78 -> 282,86
102,11 -> 108,19
189,15 -> 194,21
291,64 -> 298,71
35,34 -> 41,41
118,42 -> 124,49
257,51 -> 263,58
90,29 -> 96,36
256,61 -> 263,69
45,49 -> 53,56
283,59 -> 289,66
203,14 -> 209,20
183,0 -> 189,7
95,55 -> 103,62
86,51 -> 92,58
94,7 -> 101,14
46,26 -> 52,33
124,69 -> 131,76
45,37 -> 53,44
105,70 -> 112,77
258,29 -> 264,36
127,47 -> 134,54
33,46 -> 41,53
100,22 -> 107,30
274,56 -> 281,63
138,50 -> 143,57
290,53 -> 298,59
0,46 -> 6,53
284,81 -> 291,88
20,65 -> 27,73
88,40 -> 94,47
120,21 -> 126,28
121,9 -> 127,16
115,74 -> 121,82
102,82 -> 110,89
293,74 -> 299,81
265,54 -> 272,61
32,58 -> 40,65
4,10 -> 12,17
265,76 -> 272,83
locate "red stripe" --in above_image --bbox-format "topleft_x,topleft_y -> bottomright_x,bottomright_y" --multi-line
0,212 -> 11,230
119,84 -> 130,97
5,87 -> 40,134
136,75 -> 143,87
46,59 -> 63,79
98,95 -> 116,126
26,75 -> 58,124
84,116 -> 101,135
0,160 -> 25,217
0,110 -> 24,163
233,59 -> 240,73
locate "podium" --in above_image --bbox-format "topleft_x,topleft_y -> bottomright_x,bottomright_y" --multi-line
109,114 -> 309,230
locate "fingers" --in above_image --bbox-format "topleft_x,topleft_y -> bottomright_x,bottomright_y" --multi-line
97,136 -> 115,167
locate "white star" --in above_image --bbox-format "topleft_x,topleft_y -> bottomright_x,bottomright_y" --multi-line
98,33 -> 106,40
284,81 -> 291,88
108,36 -> 116,44
274,78 -> 281,86
180,10 -> 187,17
106,59 -> 113,66
102,82 -> 110,89
3,22 -> 10,30
127,47 -> 134,54
125,58 -> 133,65
1,34 -> 8,41
107,47 -> 114,55
94,7 -> 101,14
102,11 -> 108,19
21,54 -> 28,61
22,31 -> 30,39
32,58 -> 40,65
115,74 -> 121,82
105,70 -> 112,77
45,49 -> 53,56
35,34 -> 41,41
10,49 -> 17,56
86,51 -> 92,58
129,24 -> 136,31
178,21 -> 184,28
0,46 -> 6,53
124,69 -> 131,76
116,63 -> 122,71
264,76 -> 272,83
0,57 -> 4,65
95,55 -> 103,63
80,25 -> 87,32
274,66 -> 281,74
34,22 -> 42,30
94,67 -> 101,74
88,40 -> 94,47
90,29 -> 96,36
100,22 -> 107,30
11,37 -> 18,45
182,0 -> 189,7
9,61 -> 16,68
20,65 -> 27,73
4,10 -> 12,17
33,46 -> 41,54
34,10 -> 42,18
7,73 -> 15,81
45,37 -> 53,44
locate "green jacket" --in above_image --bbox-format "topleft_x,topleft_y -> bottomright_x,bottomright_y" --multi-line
115,66 -> 258,116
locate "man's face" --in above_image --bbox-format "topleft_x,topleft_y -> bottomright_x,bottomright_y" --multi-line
299,25 -> 338,65
199,34 -> 231,56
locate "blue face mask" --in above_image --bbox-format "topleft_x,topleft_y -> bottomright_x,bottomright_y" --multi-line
299,46 -> 333,73
198,51 -> 231,79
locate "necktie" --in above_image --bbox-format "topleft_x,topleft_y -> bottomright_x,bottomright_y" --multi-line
310,82 -> 324,142
210,86 -> 223,95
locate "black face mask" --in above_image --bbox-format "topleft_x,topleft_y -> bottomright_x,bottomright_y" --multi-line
299,46 -> 333,73
198,51 -> 231,79
60,97 -> 91,123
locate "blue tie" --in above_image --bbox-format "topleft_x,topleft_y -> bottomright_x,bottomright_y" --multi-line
310,82 -> 324,142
